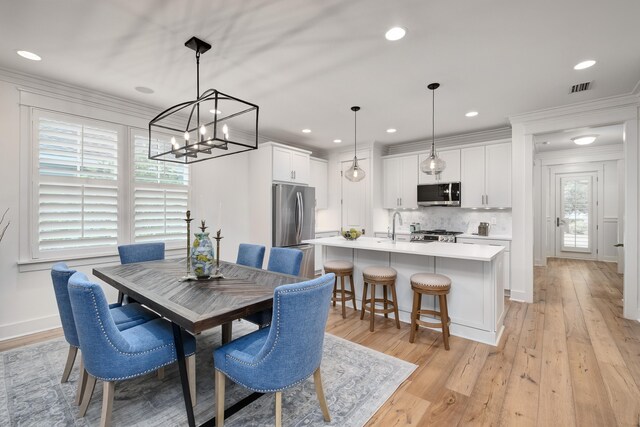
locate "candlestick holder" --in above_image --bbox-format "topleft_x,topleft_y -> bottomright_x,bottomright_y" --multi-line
179,210 -> 199,282
210,229 -> 226,278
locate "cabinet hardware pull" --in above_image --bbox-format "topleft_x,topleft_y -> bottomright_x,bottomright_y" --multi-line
485,194 -> 488,205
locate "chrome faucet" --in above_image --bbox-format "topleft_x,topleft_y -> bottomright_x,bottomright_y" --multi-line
392,211 -> 403,243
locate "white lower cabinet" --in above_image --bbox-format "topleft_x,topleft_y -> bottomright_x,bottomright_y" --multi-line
314,231 -> 339,273
457,237 -> 511,291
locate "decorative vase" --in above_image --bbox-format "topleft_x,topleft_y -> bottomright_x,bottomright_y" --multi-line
191,231 -> 214,278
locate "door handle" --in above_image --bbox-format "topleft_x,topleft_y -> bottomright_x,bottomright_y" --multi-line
614,243 -> 624,247
295,192 -> 303,241
556,217 -> 560,227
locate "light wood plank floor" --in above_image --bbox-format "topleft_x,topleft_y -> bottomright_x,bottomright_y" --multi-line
4,259 -> 638,426
326,258 -> 640,426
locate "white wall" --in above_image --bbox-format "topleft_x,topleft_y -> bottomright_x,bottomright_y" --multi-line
0,71 -> 255,341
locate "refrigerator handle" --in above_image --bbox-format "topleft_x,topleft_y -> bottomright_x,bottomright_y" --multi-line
296,191 -> 303,241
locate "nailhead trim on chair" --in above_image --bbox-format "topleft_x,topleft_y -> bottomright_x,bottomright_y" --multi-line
362,266 -> 397,280
224,279 -> 330,368
70,283 -> 195,382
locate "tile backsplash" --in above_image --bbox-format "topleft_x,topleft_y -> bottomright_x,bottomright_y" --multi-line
386,207 -> 512,235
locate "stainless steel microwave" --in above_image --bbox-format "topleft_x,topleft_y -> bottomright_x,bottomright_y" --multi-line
417,182 -> 461,206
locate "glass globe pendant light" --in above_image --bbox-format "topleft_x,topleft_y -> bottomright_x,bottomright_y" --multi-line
345,106 -> 366,182
420,83 -> 446,175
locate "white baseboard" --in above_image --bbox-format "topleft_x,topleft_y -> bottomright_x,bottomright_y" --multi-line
509,290 -> 530,303
0,314 -> 61,342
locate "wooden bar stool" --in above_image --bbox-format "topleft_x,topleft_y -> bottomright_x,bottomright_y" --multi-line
324,260 -> 357,318
409,273 -> 452,350
360,266 -> 400,332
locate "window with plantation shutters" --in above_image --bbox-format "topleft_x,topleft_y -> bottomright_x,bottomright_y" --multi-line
132,131 -> 189,243
35,112 -> 120,255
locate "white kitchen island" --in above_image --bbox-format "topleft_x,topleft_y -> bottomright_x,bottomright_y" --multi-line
304,236 -> 506,346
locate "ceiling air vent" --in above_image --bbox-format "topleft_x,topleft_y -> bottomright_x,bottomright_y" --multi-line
570,81 -> 592,93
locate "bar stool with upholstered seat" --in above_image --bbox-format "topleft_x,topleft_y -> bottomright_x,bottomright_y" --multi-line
361,266 -> 400,332
409,272 -> 452,350
324,260 -> 357,318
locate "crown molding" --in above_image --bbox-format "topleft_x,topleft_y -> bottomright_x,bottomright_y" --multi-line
385,127 -> 512,156
510,93 -> 640,125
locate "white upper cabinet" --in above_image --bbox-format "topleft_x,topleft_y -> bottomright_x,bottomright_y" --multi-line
272,145 -> 310,184
461,142 -> 511,208
418,149 -> 461,184
461,146 -> 486,208
485,143 -> 511,208
309,157 -> 328,209
383,154 -> 418,209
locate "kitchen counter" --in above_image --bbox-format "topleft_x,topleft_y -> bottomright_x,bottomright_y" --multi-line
458,233 -> 512,241
307,236 -> 506,346
304,236 -> 504,261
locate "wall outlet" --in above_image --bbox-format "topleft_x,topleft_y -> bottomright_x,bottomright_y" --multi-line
490,217 -> 497,225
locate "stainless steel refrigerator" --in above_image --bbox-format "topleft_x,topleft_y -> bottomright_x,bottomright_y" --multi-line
272,183 -> 315,278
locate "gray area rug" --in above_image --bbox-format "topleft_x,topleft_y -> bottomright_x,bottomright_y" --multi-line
0,321 -> 416,426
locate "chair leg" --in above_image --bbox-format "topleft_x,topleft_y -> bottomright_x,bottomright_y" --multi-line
383,285 -> 389,318
439,294 -> 450,350
275,391 -> 282,427
100,381 -> 115,427
340,274 -> 346,319
79,374 -> 97,417
349,274 -> 357,311
416,293 -> 422,332
215,370 -> 225,427
157,367 -> 165,380
76,357 -> 88,405
313,368 -> 331,422
369,283 -> 376,332
409,291 -> 419,343
360,281 -> 368,320
390,283 -> 400,329
187,355 -> 196,406
61,346 -> 78,383
332,275 -> 337,307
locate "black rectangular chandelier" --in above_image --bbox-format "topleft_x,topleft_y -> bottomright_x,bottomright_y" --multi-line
148,37 -> 259,164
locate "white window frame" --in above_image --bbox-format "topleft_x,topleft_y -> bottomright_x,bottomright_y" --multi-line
28,108 -> 191,261
129,127 -> 191,249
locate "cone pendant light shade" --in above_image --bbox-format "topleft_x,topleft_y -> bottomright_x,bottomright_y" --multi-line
345,106 -> 365,182
420,83 -> 446,175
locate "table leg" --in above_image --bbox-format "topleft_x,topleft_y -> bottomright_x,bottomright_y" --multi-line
172,322 -> 195,427
117,291 -> 124,305
222,322 -> 233,344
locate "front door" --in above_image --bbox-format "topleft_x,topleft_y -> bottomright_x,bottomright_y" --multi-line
555,172 -> 598,259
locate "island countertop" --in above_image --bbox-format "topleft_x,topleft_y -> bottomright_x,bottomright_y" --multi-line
303,236 -> 504,261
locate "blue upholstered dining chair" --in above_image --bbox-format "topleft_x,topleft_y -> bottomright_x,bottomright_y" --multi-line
213,273 -> 335,427
68,271 -> 197,427
117,242 -> 165,264
267,247 -> 304,276
236,243 -> 266,269
50,263 -> 159,405
117,242 -> 165,304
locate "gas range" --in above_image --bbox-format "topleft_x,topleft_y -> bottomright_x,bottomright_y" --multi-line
410,229 -> 463,243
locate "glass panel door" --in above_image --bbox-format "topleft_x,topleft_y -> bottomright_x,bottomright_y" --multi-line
556,173 -> 597,256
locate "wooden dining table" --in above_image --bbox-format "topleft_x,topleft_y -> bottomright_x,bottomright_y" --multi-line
93,258 -> 305,427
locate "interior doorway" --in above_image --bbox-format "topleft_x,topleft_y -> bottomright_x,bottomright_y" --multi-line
554,171 -> 598,259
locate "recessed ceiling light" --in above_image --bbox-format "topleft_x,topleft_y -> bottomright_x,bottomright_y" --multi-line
16,50 -> 41,61
333,139 -> 342,143
571,135 -> 598,145
574,60 -> 596,70
386,128 -> 397,133
135,86 -> 154,94
385,27 -> 406,41
302,129 -> 311,133
209,109 -> 222,115
465,111 -> 479,117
